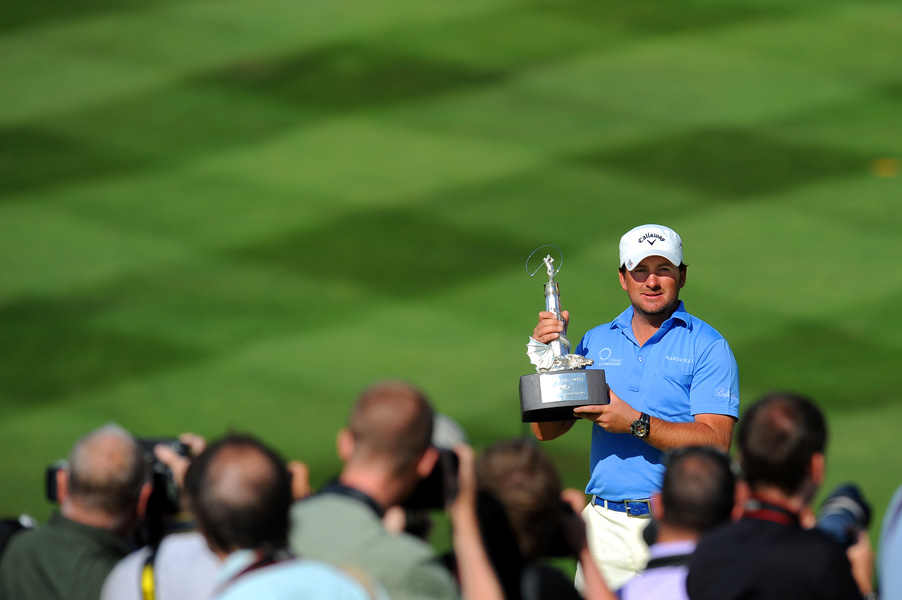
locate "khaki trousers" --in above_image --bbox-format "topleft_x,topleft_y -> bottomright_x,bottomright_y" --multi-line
574,499 -> 652,591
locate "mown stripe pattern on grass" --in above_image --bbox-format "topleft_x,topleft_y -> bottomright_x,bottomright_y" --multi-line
1,0 -> 901,536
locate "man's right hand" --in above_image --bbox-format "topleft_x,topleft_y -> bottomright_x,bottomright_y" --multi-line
532,310 -> 570,344
847,529 -> 875,596
154,432 -> 206,490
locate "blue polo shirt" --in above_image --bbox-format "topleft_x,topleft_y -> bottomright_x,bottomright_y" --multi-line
575,301 -> 739,500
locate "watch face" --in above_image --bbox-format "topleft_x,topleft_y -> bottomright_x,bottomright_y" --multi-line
631,416 -> 649,438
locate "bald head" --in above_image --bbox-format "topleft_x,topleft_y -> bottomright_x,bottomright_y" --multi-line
67,423 -> 148,519
185,434 -> 292,554
348,381 -> 434,475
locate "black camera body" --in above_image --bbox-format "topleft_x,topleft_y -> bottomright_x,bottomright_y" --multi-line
138,438 -> 191,517
403,448 -> 460,511
44,460 -> 68,504
539,499 -> 580,558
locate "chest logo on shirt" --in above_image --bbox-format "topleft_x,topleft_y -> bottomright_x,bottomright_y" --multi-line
665,355 -> 694,364
598,347 -> 622,367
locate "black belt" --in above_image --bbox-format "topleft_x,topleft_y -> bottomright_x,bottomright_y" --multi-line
593,496 -> 652,517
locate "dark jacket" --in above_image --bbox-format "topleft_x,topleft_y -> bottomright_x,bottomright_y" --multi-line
0,511 -> 130,600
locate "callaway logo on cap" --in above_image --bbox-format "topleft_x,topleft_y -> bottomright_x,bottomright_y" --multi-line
619,224 -> 683,271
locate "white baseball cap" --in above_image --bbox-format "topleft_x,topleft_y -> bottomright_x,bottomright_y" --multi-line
619,224 -> 683,271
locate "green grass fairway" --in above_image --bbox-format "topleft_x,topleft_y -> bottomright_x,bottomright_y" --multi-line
2,0 -> 901,554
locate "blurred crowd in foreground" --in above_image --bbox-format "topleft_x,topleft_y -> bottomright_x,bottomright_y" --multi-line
0,382 -> 899,600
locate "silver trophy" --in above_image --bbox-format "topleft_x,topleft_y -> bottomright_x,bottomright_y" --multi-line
519,247 -> 608,422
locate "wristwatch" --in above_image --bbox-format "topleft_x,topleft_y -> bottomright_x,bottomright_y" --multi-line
630,412 -> 650,439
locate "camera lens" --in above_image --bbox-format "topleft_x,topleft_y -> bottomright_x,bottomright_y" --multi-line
815,483 -> 871,548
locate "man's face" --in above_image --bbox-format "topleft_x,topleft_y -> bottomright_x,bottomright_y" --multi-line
619,255 -> 686,320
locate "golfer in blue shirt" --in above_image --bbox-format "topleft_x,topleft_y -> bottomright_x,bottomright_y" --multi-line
530,224 -> 739,589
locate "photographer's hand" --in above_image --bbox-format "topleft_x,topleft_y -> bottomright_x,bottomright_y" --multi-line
287,461 -> 313,501
154,432 -> 206,490
449,444 -> 504,600
179,432 -> 206,457
847,530 -> 875,596
559,488 -> 590,556
154,445 -> 192,490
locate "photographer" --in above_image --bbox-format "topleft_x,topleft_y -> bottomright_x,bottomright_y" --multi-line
0,424 -> 151,600
879,484 -> 902,599
183,433 -> 381,600
473,438 -> 615,600
618,446 -> 736,600
686,392 -> 874,600
289,380 -> 502,600
101,434 -> 220,600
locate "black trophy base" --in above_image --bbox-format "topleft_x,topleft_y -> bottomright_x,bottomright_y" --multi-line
519,369 -> 608,423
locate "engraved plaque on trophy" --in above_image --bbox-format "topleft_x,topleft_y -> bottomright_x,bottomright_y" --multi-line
519,247 -> 608,422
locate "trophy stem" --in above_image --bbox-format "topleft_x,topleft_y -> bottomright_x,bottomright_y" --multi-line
521,246 -> 607,423
543,281 -> 570,356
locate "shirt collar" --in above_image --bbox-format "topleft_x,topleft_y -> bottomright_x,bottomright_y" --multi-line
611,301 -> 691,332
215,549 -> 258,588
648,538 -> 697,560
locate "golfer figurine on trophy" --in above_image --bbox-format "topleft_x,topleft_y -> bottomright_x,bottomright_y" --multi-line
519,247 -> 608,422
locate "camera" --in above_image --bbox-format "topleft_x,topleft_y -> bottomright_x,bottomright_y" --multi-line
540,499 -> 581,558
44,460 -> 68,503
402,414 -> 465,511
815,483 -> 872,548
138,438 -> 191,516
403,448 -> 460,511
45,437 -> 191,546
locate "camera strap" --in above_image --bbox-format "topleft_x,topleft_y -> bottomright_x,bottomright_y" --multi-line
742,496 -> 800,527
317,480 -> 385,518
139,517 -> 199,600
644,553 -> 693,570
141,552 -> 158,600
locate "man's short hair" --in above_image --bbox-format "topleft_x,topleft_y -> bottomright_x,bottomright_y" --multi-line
475,438 -> 563,559
661,446 -> 735,533
184,434 -> 292,554
348,380 -> 435,475
738,392 -> 828,496
67,423 -> 148,519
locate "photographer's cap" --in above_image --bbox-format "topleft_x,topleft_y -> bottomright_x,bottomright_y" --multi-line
620,224 -> 683,271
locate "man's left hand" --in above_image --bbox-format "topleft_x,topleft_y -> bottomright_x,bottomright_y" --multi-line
572,389 -> 640,434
